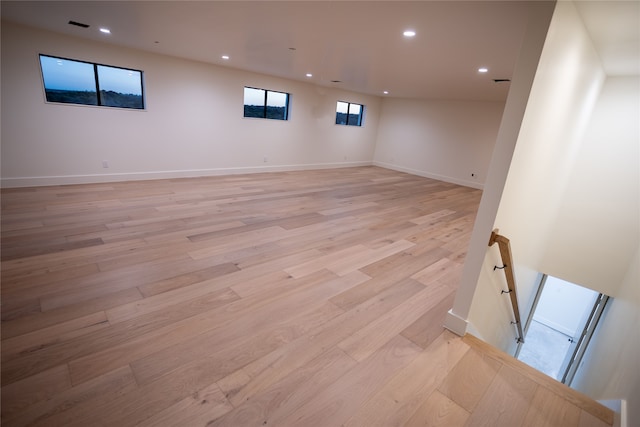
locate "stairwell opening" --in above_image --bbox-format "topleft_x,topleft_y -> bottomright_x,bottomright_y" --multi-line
515,274 -> 610,386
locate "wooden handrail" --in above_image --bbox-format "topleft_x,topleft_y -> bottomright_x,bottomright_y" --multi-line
489,229 -> 525,343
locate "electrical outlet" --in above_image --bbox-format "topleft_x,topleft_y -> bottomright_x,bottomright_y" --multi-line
102,160 -> 109,168
263,156 -> 268,163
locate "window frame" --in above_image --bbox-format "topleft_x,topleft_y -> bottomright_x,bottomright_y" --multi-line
39,54 -> 145,110
335,101 -> 364,127
243,86 -> 290,121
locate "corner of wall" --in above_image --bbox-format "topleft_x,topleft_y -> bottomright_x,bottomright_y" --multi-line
444,309 -> 469,336
373,161 -> 484,190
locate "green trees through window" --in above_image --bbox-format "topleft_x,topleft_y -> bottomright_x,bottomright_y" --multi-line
39,55 -> 364,123
39,54 -> 144,109
244,87 -> 289,120
336,101 -> 364,126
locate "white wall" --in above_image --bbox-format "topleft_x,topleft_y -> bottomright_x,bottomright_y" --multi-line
373,98 -> 504,189
565,75 -> 639,425
533,276 -> 598,337
540,76 -> 640,294
444,0 -> 556,337
460,2 -> 639,419
1,21 -> 381,187
2,21 -> 509,189
572,245 -> 640,425
466,0 -> 606,353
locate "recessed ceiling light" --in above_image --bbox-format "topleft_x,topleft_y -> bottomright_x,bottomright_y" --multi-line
403,30 -> 416,37
478,67 -> 488,73
306,73 -> 313,77
99,28 -> 111,34
221,55 -> 230,60
383,91 -> 389,94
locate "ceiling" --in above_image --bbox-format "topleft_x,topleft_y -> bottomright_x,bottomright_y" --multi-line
1,1 -> 638,102
574,1 -> 640,76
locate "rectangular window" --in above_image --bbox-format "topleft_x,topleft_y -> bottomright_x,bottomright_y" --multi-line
243,87 -> 266,118
39,54 -> 144,110
336,101 -> 364,126
266,90 -> 288,120
244,86 -> 289,120
39,55 -> 98,106
96,65 -> 144,109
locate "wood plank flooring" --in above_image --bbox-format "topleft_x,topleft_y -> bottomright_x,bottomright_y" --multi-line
1,166 -> 612,426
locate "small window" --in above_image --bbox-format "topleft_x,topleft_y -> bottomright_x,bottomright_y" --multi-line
336,101 -> 364,126
39,54 -> 144,109
244,87 -> 289,120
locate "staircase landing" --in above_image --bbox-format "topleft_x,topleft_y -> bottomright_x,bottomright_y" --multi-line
456,334 -> 614,426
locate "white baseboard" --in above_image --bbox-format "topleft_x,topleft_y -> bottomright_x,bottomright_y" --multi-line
531,316 -> 574,337
0,161 -> 372,188
373,161 -> 484,190
599,399 -> 627,427
3,161 -> 486,190
620,399 -> 628,427
444,309 -> 469,336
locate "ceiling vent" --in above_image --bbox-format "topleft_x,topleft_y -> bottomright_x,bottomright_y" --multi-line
493,79 -> 511,83
68,20 -> 90,28
330,80 -> 342,83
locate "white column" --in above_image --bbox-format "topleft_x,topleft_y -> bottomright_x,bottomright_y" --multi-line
444,1 -> 557,336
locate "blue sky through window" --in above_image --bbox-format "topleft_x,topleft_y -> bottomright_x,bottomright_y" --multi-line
40,56 -> 96,92
335,101 -> 364,126
97,65 -> 142,95
336,101 -> 349,114
244,87 -> 265,106
39,55 -> 144,109
266,91 -> 287,108
244,87 -> 289,120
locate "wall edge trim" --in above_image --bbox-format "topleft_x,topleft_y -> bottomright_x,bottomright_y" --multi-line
373,161 -> 484,190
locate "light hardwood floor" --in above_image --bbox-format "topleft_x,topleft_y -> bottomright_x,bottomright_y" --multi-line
1,167 -> 612,426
